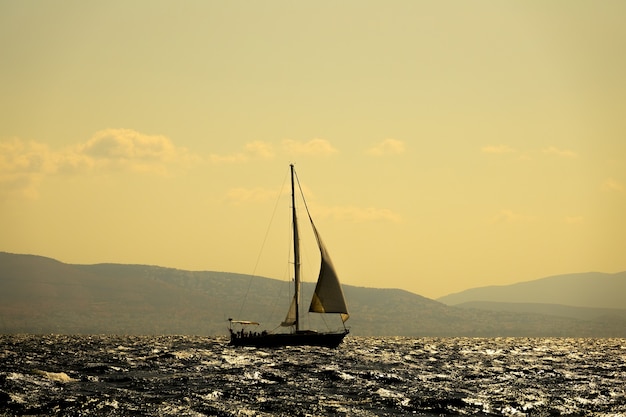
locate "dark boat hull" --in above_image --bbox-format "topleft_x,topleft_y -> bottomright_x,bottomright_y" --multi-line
229,330 -> 349,348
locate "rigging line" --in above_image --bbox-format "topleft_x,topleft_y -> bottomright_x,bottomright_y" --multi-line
292,168 -> 316,274
293,166 -> 323,275
268,233 -> 293,324
293,167 -> 316,226
319,312 -> 330,331
294,166 -> 347,330
237,167 -> 290,320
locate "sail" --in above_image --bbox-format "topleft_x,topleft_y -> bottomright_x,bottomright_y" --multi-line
281,296 -> 297,327
308,221 -> 350,322
229,164 -> 350,348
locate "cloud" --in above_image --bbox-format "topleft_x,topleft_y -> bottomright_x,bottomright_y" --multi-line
563,216 -> 584,224
482,145 -> 516,154
81,129 -> 175,160
491,209 -> 535,224
542,146 -> 578,159
0,138 -> 58,199
366,139 -> 405,156
0,129 -> 198,199
282,138 -> 338,156
209,141 -> 275,164
210,138 -> 337,163
225,187 -> 280,205
223,186 -> 401,224
209,152 -> 249,164
482,145 -> 578,161
245,141 -> 274,159
77,129 -> 198,172
314,205 -> 402,223
602,178 -> 624,193
0,138 -> 55,175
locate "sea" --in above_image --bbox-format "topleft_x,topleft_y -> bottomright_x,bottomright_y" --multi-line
0,335 -> 625,416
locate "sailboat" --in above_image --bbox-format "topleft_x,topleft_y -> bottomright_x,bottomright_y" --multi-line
229,164 -> 350,348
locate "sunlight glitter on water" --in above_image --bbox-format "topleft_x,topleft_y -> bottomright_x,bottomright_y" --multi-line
1,335 -> 625,416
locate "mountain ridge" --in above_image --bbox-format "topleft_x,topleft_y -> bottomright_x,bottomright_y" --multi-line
437,271 -> 626,309
1,252 -> 625,337
453,301 -> 626,322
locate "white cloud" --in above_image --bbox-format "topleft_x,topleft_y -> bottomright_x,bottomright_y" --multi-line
208,152 -> 249,164
563,216 -> 584,224
77,128 -> 197,173
542,146 -> 578,159
491,209 -> 535,224
282,138 -> 338,156
314,205 -> 402,223
0,129 -> 198,199
245,141 -> 274,159
0,138 -> 55,175
481,145 -> 516,154
225,187 -> 280,205
0,138 -> 58,199
81,129 -> 173,160
602,178 -> 624,193
482,145 -> 578,161
211,139 -> 336,163
209,141 -> 274,164
366,139 -> 405,156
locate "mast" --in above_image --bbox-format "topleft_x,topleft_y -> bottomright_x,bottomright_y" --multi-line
290,164 -> 301,332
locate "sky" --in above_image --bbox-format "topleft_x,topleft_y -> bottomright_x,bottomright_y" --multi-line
1,1 -> 625,299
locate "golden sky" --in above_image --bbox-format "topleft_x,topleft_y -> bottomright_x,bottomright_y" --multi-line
1,1 -> 624,299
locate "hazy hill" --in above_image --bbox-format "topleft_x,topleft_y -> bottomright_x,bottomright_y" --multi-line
453,301 -> 626,322
1,252 -> 625,337
437,271 -> 626,309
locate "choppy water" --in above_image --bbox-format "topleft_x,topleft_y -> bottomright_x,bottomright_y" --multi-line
1,335 -> 625,416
